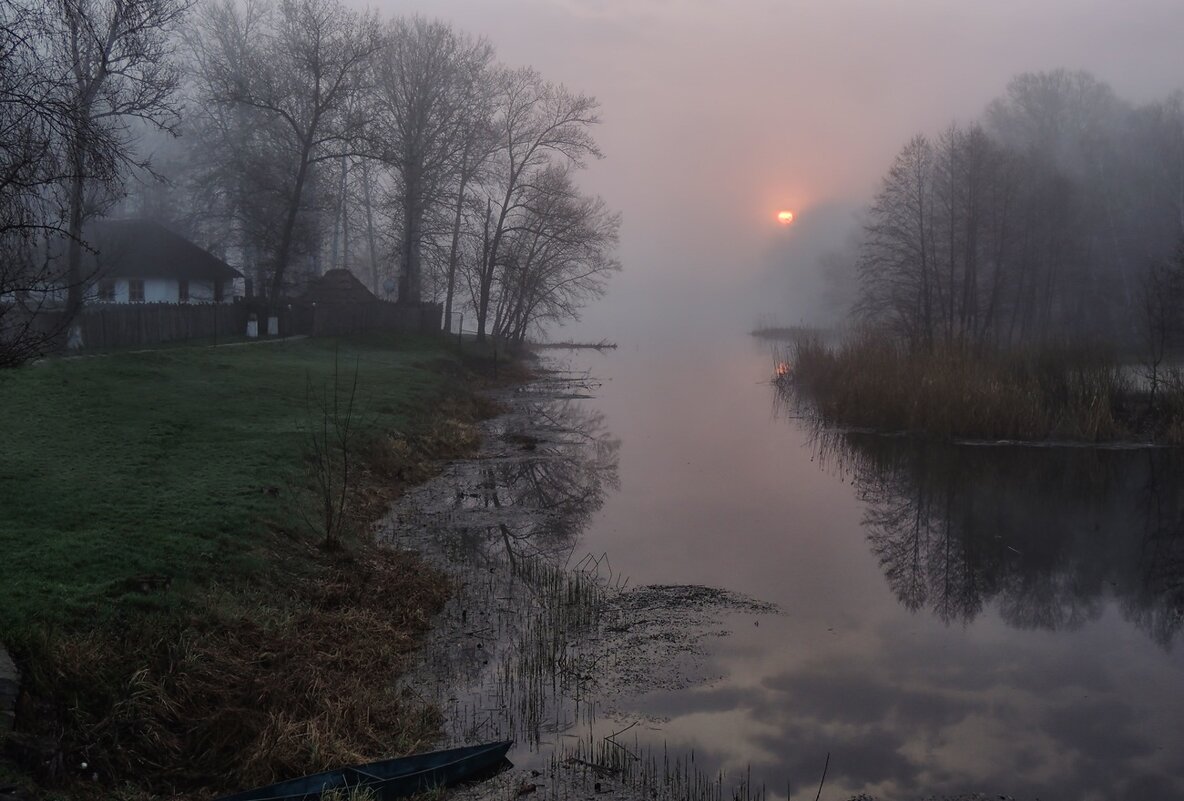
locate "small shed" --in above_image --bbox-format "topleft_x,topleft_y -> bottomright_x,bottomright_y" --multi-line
297,268 -> 380,306
293,268 -> 381,336
292,269 -> 440,336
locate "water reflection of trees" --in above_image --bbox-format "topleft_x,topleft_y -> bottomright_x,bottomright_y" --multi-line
395,393 -> 621,748
451,398 -> 621,568
814,430 -> 1184,646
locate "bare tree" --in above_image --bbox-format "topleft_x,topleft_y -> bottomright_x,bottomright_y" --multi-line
1138,244 -> 1184,408
356,157 -> 383,291
439,39 -> 496,328
197,0 -> 380,299
0,1 -> 66,364
986,70 -> 1124,176
856,134 -> 937,349
373,17 -> 493,305
297,349 -> 360,549
490,165 -> 620,345
467,67 -> 602,343
986,69 -> 1130,337
161,4 -> 620,335
858,125 -> 1022,351
36,0 -> 193,320
1,1 -> 61,237
855,69 -> 1175,355
1123,93 -> 1184,264
2,0 -> 185,362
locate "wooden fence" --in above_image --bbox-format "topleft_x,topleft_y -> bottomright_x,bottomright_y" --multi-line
74,303 -> 250,349
18,300 -> 442,352
294,301 -> 442,337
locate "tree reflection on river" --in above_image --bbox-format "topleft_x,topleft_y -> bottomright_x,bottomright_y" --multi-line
398,375 -> 621,569
387,375 -> 628,749
476,400 -> 621,567
811,430 -> 1184,648
395,347 -> 1184,801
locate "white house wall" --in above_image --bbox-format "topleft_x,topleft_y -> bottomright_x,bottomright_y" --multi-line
84,278 -> 237,304
144,279 -> 173,303
187,280 -> 220,303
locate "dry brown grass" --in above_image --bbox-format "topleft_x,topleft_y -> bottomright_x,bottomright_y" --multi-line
784,330 -> 1151,442
350,397 -> 487,524
18,548 -> 449,798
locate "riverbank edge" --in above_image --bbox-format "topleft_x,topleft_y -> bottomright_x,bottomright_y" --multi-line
0,339 -> 533,801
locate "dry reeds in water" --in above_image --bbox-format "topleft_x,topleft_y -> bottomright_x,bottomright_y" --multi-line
544,734 -> 768,801
779,330 -> 1163,442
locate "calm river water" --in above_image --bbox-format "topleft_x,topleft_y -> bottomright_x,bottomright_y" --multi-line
547,331 -> 1184,801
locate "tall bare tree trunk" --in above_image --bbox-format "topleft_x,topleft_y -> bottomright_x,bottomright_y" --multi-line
444,167 -> 470,331
272,144 -> 313,300
361,160 -> 380,293
399,169 -> 423,303
65,96 -> 95,320
338,155 -> 349,269
65,169 -> 86,319
476,199 -> 493,343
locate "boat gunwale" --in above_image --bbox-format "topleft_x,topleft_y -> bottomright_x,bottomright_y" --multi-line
214,740 -> 513,801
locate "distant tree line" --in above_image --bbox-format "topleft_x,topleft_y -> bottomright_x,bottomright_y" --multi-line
854,70 -> 1184,354
0,0 -> 621,365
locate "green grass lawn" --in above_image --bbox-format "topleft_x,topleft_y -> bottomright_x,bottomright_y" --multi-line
0,334 -> 463,642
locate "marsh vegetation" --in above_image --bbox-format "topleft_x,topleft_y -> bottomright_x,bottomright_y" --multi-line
780,331 -> 1184,443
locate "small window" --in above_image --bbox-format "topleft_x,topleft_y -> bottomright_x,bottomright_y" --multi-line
214,280 -> 224,303
97,280 -> 115,302
129,279 -> 145,303
178,279 -> 189,303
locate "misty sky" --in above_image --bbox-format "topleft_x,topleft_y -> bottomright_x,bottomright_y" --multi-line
369,0 -> 1184,339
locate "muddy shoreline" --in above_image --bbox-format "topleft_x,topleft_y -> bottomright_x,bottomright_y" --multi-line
378,368 -> 780,801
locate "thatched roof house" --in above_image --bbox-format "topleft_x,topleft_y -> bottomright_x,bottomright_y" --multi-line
86,219 -> 242,303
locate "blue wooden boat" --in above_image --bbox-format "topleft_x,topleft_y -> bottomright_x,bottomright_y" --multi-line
216,741 -> 513,801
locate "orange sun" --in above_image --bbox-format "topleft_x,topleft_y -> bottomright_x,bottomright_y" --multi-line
777,210 -> 795,225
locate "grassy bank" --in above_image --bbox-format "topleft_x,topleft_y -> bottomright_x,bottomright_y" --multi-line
0,334 -> 507,798
783,332 -> 1184,443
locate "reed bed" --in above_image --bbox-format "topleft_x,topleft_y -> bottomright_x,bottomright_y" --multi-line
403,535 -> 616,752
491,556 -> 609,746
435,550 -> 781,801
546,735 -> 767,801
778,330 -> 1183,442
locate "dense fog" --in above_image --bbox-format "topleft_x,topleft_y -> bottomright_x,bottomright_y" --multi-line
4,0 -> 1184,347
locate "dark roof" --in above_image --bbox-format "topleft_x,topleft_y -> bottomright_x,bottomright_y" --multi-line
297,269 -> 379,305
86,219 -> 243,282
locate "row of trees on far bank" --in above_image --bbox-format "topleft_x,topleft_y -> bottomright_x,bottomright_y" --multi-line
0,0 -> 620,363
854,69 -> 1184,355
